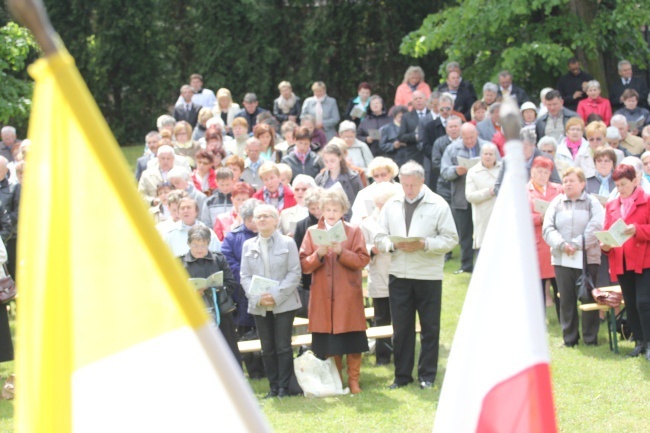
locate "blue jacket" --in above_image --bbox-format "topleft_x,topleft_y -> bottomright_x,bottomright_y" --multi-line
221,224 -> 257,327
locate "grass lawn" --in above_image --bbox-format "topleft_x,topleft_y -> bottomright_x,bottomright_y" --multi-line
0,146 -> 645,432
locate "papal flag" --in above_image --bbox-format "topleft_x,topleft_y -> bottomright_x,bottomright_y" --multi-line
432,138 -> 558,432
16,48 -> 270,432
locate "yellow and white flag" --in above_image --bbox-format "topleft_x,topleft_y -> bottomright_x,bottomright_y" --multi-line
16,50 -> 269,432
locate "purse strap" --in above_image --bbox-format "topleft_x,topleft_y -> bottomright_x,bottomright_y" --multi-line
2,264 -> 8,278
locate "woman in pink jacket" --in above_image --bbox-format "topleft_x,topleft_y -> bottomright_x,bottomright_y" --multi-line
601,164 -> 650,360
577,80 -> 612,126
394,66 -> 431,109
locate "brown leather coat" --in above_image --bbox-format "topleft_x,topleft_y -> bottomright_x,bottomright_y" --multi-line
300,219 -> 370,334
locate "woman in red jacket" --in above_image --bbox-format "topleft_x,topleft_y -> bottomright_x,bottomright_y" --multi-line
299,189 -> 370,393
601,164 -> 650,359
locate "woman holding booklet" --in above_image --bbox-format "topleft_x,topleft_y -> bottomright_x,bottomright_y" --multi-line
240,204 -> 302,398
600,164 -> 650,359
182,225 -> 241,365
542,167 -> 603,347
299,189 -> 370,393
527,156 -> 564,320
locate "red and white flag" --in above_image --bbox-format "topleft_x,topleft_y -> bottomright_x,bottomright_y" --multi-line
433,140 -> 558,433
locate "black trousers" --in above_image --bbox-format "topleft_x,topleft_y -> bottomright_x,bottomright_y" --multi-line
372,297 -> 392,364
254,310 -> 296,391
618,268 -> 650,344
388,276 -> 442,384
554,264 -> 600,345
451,206 -> 474,271
542,278 -> 560,322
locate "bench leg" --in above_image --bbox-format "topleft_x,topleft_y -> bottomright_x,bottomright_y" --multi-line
609,308 -> 619,354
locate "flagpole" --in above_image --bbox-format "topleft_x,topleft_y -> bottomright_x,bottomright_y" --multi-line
6,0 -> 64,56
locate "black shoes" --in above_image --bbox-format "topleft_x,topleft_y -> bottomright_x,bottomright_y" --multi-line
388,382 -> 409,390
264,388 -> 300,399
628,341 -> 645,358
263,389 -> 278,399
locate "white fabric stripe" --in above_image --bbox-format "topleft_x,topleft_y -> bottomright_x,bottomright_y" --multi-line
73,324 -> 269,432
433,139 -> 551,433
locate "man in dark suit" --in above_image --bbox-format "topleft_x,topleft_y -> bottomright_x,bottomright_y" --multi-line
557,58 -> 594,112
173,84 -> 202,128
535,90 -> 579,143
497,70 -> 530,107
422,93 -> 455,192
396,91 -> 429,167
609,60 -> 649,111
135,131 -> 161,182
438,69 -> 476,121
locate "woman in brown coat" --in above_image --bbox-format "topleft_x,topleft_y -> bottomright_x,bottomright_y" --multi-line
300,189 -> 370,393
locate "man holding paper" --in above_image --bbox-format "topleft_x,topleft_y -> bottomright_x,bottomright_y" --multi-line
376,161 -> 458,389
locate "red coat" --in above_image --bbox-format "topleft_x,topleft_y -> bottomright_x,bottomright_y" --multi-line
603,188 -> 650,279
299,219 -> 370,334
527,181 -> 563,279
191,169 -> 217,196
252,185 -> 297,212
577,96 -> 612,126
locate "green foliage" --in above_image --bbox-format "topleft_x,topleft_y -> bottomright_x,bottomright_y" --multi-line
0,22 -> 39,134
401,0 -> 650,98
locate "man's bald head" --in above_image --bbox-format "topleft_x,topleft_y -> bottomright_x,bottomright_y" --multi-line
411,91 -> 426,111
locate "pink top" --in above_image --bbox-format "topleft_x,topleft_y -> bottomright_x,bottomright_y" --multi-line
577,96 -> 612,126
394,81 -> 432,109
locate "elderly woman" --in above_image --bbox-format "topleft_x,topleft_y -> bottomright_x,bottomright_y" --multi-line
465,143 -> 501,250
273,81 -> 302,124
539,136 -> 570,178
360,183 -> 401,365
240,204 -> 302,398
520,101 -> 538,126
379,105 -> 409,162
357,95 -> 392,155
614,89 -> 650,136
338,120 -> 374,175
280,174 -> 316,236
221,198 -> 264,378
182,225 -> 241,364
601,164 -> 650,359
300,81 -> 341,141
315,142 -> 364,219
577,80 -> 612,126
300,189 -> 370,393
173,121 -> 201,166
605,126 -> 628,163
576,120 -> 613,179
164,196 -> 221,256
344,82 -> 372,125
213,182 -> 255,241
556,117 -> 587,166
213,88 -> 240,133
481,82 -> 499,106
350,156 -> 399,224
394,66 -> 432,108
527,157 -> 564,319
542,167 -> 603,347
192,107 -> 214,142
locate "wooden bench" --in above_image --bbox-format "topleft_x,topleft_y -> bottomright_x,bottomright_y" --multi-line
578,285 -> 624,354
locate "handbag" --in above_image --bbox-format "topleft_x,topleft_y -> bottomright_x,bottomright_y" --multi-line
214,286 -> 236,315
576,235 -> 594,304
0,265 -> 16,305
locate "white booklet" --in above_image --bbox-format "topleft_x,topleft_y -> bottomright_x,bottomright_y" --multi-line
249,275 -> 278,311
364,199 -> 375,215
309,220 -> 347,246
595,218 -> 632,247
350,106 -> 366,119
457,156 -> 481,169
388,235 -> 424,244
368,129 -> 381,140
188,271 -> 223,291
533,199 -> 550,215
560,250 -> 583,270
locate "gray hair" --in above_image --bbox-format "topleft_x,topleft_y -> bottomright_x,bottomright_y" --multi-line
403,66 -> 425,83
538,136 -> 558,151
498,70 -> 512,79
368,156 -> 399,179
399,160 -> 425,180
180,84 -> 192,93
240,198 -> 263,221
447,115 -> 463,126
519,125 -> 537,144
368,94 -> 384,107
205,117 -> 225,129
483,82 -> 499,94
488,102 -> 501,115
187,225 -> 212,245
145,131 -> 161,141
246,137 -> 261,147
243,93 -> 258,103
168,166 -> 191,181
301,114 -> 315,124
156,145 -> 175,157
1,126 -> 16,136
480,143 -> 498,155
606,126 -> 622,140
319,189 -> 350,214
540,88 -> 553,101
429,91 -> 441,102
446,61 -> 460,73
371,182 -> 401,205
439,92 -> 455,106
338,120 -> 357,134
621,156 -> 643,175
156,115 -> 176,129
618,60 -> 631,70
585,80 -> 600,91
254,204 -> 280,220
610,114 -> 627,126
292,174 -> 316,189
303,187 -> 323,208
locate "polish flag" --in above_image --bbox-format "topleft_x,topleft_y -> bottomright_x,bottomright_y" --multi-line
432,139 -> 558,433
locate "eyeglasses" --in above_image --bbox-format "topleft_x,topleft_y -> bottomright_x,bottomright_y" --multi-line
568,127 -> 583,132
254,214 -> 274,220
189,243 -> 208,249
440,107 -> 452,112
588,137 -> 603,142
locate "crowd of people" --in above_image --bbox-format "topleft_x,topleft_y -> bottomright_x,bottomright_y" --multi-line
2,58 -> 650,397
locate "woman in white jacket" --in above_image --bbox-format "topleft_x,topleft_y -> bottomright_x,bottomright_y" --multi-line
465,143 -> 501,250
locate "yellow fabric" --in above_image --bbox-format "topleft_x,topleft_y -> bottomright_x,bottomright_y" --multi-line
16,51 -> 210,431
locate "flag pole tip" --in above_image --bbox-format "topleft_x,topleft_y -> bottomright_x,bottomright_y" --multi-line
7,0 -> 63,57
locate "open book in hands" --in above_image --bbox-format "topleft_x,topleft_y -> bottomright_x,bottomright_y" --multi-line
188,271 -> 223,292
457,156 -> 481,169
309,220 -> 348,246
595,218 -> 633,247
249,275 -> 279,311
388,236 -> 424,244
533,199 -> 550,215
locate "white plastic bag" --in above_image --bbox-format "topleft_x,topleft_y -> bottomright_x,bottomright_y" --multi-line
294,351 -> 349,398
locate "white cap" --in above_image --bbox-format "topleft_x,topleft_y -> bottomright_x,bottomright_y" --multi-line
520,101 -> 537,113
